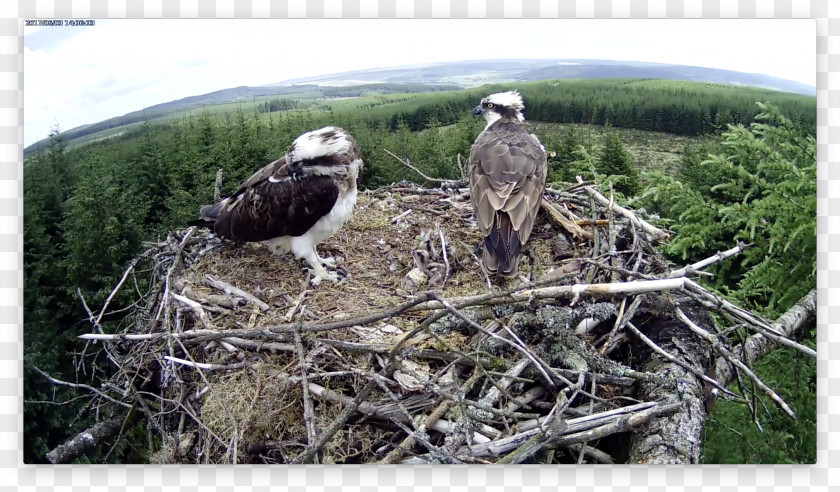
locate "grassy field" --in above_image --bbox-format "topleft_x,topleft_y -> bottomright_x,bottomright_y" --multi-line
526,121 -> 701,176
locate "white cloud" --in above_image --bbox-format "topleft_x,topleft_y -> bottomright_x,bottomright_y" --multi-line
23,18 -> 815,147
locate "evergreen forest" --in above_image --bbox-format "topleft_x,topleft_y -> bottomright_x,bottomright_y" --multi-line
23,78 -> 817,463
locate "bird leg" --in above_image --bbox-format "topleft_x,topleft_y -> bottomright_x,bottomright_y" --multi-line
523,248 -> 538,284
301,248 -> 340,286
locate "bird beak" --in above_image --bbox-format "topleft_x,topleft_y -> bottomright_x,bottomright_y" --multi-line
472,105 -> 484,118
288,157 -> 303,181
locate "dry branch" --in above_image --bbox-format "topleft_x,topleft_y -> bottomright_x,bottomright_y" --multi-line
676,308 -> 796,419
46,411 -> 139,464
50,182 -> 815,465
714,288 -> 817,387
203,274 -> 270,312
580,182 -> 669,243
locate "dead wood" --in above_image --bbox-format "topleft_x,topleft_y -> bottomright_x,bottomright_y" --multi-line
46,410 -> 140,464
53,180 -> 814,465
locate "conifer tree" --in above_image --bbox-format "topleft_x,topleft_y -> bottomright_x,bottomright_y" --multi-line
596,132 -> 641,196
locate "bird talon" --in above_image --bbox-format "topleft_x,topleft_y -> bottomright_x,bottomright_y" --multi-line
308,269 -> 340,287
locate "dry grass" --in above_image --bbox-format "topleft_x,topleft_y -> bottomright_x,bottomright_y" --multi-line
180,190 -> 563,327
165,187 -> 579,463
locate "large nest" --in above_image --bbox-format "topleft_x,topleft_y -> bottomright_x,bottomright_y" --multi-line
65,180 -> 814,465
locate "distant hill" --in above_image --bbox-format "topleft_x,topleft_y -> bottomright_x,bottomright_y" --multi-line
23,83 -> 458,156
24,58 -> 815,157
272,59 -> 816,97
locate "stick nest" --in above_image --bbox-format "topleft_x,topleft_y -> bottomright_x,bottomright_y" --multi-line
75,180 -> 802,464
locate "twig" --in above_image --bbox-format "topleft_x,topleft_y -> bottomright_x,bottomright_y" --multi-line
667,241 -> 753,278
383,148 -> 451,184
462,240 -> 492,291
390,209 -> 412,223
163,356 -> 250,371
456,152 -> 467,181
436,224 -> 450,287
567,443 -> 615,464
541,198 -> 593,241
496,373 -> 585,464
409,277 -> 687,312
431,293 -> 553,386
213,168 -> 223,204
714,288 -> 816,387
479,358 -> 532,408
599,297 -> 627,355
31,365 -> 132,409
675,308 -> 795,419
580,181 -> 669,243
285,290 -> 308,322
624,321 -> 739,400
46,412 -> 137,463
457,401 -> 666,458
171,293 -> 210,329
683,279 -> 815,358
203,274 -> 270,312
293,329 -> 319,457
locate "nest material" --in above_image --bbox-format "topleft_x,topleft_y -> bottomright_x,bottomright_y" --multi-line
71,180 -> 811,465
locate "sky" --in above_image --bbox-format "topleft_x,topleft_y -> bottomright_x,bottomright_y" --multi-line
23,18 -> 815,147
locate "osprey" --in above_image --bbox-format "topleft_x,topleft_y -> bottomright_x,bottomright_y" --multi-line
192,126 -> 363,286
469,91 -> 547,279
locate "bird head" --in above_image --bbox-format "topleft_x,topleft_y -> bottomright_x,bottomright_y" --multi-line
287,126 -> 360,179
473,91 -> 525,128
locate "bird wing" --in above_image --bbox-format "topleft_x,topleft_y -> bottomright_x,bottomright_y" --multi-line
212,156 -> 340,242
469,123 -> 547,245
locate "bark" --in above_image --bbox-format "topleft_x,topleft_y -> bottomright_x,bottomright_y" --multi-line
627,289 -> 817,464
46,412 -> 137,464
627,295 -> 712,464
715,289 -> 816,387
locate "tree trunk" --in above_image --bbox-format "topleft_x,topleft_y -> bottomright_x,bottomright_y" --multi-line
46,411 -> 137,464
627,295 -> 712,463
627,289 -> 817,464
715,289 -> 816,386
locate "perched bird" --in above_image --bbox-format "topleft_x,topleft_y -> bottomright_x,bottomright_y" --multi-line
469,91 -> 547,279
191,126 -> 363,286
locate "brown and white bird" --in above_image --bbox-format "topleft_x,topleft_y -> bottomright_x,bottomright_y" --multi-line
469,91 -> 547,279
191,126 -> 363,286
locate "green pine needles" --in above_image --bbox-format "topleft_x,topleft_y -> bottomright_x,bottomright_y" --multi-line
641,102 -> 816,317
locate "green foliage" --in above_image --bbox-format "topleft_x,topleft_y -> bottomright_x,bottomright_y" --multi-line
638,103 -> 816,464
62,155 -> 147,305
702,337 -> 816,463
319,79 -> 815,138
543,126 -> 583,182
595,132 -> 641,196
23,82 -> 816,463
640,103 -> 815,317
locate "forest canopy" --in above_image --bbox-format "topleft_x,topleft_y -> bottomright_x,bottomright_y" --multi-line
23,78 -> 816,464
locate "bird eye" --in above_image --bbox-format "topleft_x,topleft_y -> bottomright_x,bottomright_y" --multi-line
486,103 -> 494,109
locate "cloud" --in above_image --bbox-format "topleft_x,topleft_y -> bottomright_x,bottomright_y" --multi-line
23,18 -> 815,147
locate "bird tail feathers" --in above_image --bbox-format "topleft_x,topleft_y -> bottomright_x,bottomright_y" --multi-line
483,212 -> 521,278
186,203 -> 221,228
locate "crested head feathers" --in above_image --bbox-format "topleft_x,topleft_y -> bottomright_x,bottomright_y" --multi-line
475,91 -> 525,128
287,126 -> 354,163
481,91 -> 524,111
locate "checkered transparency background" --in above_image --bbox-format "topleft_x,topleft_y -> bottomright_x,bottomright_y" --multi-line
0,0 -> 835,488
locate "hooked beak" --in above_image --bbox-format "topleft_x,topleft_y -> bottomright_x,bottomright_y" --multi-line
288,155 -> 304,181
472,105 -> 484,118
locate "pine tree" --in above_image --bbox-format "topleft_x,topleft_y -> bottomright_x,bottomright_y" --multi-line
641,103 -> 815,316
595,133 -> 641,196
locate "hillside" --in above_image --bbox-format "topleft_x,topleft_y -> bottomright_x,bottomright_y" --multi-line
23,69 -> 817,464
23,82 -> 459,156
273,59 -> 816,96
24,59 -> 816,157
